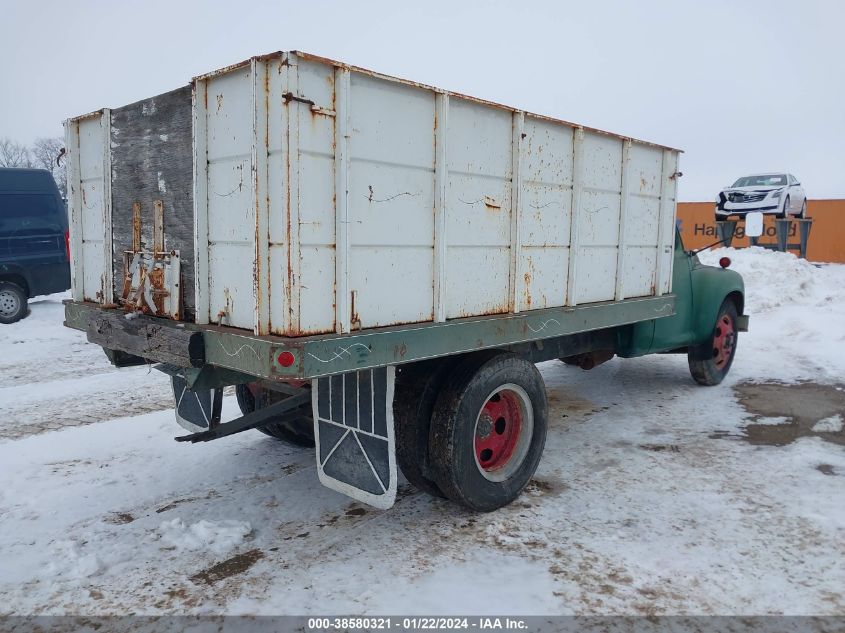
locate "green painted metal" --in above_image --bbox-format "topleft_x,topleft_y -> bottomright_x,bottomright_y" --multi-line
620,229 -> 746,357
688,258 -> 745,345
266,296 -> 675,379
649,235 -> 697,353
66,295 -> 677,381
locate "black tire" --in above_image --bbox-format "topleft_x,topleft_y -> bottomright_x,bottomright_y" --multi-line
778,196 -> 790,219
688,299 -> 739,386
393,359 -> 458,498
0,281 -> 27,324
428,352 -> 548,512
235,383 -> 315,447
798,200 -> 806,219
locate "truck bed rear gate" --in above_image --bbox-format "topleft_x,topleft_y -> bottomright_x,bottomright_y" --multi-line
313,367 -> 397,509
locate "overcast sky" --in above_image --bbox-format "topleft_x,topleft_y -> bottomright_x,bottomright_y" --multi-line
1,0 -> 843,200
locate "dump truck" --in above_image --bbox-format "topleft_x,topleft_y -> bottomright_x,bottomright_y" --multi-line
62,51 -> 751,511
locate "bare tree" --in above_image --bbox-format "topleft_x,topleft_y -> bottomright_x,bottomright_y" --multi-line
0,137 -> 32,168
31,137 -> 67,198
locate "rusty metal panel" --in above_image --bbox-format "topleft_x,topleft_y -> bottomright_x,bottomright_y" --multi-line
65,111 -> 111,304
657,150 -> 680,295
203,65 -> 256,329
445,97 -> 513,319
620,142 -> 663,297
188,52 -> 680,337
266,56 -> 290,336
573,131 -> 623,304
292,57 -> 337,335
347,72 -> 436,329
518,115 -> 574,311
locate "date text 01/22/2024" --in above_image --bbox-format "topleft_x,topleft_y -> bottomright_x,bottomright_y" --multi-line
307,617 -> 529,630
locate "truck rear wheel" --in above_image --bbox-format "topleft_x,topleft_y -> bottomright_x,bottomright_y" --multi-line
236,383 -> 315,447
688,300 -> 739,386
428,352 -> 548,512
393,359 -> 458,498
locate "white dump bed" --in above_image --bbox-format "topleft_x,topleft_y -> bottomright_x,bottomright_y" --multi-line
66,51 -> 680,337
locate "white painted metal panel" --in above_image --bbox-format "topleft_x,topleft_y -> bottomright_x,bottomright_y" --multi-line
348,72 -> 436,328
266,57 -> 290,335
202,66 -> 255,329
65,111 -> 111,304
657,150 -> 679,295
185,51 -> 681,337
620,142 -> 663,298
294,58 -> 337,335
519,116 -> 574,310
574,131 -> 622,304
445,98 -> 513,318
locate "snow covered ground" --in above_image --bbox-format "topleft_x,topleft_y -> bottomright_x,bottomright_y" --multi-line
0,248 -> 843,616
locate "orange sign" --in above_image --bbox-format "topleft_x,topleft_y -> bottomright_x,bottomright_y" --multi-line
677,200 -> 845,263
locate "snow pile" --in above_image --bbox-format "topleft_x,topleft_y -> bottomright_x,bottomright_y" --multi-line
698,247 -> 845,383
156,518 -> 252,555
45,540 -> 102,579
812,414 -> 843,433
697,246 -> 842,313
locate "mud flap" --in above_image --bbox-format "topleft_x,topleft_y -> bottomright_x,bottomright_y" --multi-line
312,367 -> 397,509
170,374 -> 216,433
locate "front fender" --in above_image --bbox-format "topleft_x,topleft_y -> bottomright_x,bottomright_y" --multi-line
690,264 -> 745,345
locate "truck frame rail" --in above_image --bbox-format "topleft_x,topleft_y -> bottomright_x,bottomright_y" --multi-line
65,294 -> 676,381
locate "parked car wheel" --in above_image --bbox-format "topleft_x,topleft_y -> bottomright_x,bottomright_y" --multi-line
0,281 -> 27,324
236,383 -> 315,447
688,299 -> 739,386
428,351 -> 548,512
393,359 -> 458,498
798,200 -> 806,219
779,196 -> 791,219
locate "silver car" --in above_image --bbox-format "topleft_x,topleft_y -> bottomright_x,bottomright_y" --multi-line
715,173 -> 807,220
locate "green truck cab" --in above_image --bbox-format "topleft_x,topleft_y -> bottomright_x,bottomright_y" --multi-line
618,228 -> 747,386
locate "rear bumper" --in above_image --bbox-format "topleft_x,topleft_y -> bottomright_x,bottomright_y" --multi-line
67,302 -> 205,368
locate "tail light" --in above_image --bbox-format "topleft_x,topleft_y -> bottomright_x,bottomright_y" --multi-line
277,351 -> 296,367
64,230 -> 70,261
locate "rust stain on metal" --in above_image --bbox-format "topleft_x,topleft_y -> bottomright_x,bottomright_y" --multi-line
149,267 -> 165,314
153,200 -> 164,253
350,290 -> 361,330
132,202 -> 142,252
523,272 -> 533,309
283,91 -> 315,108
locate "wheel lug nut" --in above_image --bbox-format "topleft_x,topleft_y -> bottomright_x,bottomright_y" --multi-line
476,415 -> 493,439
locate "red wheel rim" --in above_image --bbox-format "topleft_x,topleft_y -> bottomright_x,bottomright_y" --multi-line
475,389 -> 524,473
712,312 -> 735,369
